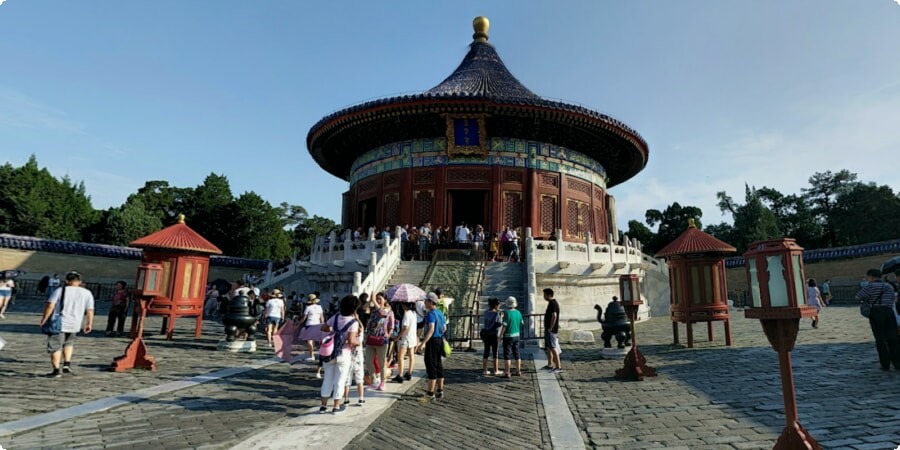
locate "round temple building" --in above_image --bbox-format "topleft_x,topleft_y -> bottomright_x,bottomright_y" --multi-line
308,17 -> 648,242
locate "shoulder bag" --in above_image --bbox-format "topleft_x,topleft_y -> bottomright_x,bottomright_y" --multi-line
859,285 -> 886,318
41,287 -> 66,335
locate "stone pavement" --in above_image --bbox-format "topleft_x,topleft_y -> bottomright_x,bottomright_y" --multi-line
1,296 -> 898,449
559,306 -> 900,450
0,298 -> 272,424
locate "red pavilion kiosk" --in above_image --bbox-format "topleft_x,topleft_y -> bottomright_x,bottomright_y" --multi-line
129,214 -> 222,340
656,219 -> 736,348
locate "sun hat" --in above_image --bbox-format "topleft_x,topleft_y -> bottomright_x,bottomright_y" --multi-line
505,296 -> 517,308
306,293 -> 319,304
425,292 -> 439,303
271,288 -> 284,298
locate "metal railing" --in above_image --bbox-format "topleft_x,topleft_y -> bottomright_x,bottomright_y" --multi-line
444,311 -> 545,349
11,279 -> 121,301
728,285 -> 865,308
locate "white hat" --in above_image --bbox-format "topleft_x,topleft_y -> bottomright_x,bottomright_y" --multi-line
505,296 -> 517,308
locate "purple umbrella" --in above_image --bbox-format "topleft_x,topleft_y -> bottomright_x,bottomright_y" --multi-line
386,283 -> 426,303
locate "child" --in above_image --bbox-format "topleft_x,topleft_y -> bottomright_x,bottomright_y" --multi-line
391,302 -> 417,383
343,305 -> 366,406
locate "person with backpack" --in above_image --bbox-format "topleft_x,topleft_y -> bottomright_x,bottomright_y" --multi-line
343,297 -> 367,407
318,295 -> 361,415
364,292 -> 395,391
856,269 -> 900,371
481,297 -> 502,375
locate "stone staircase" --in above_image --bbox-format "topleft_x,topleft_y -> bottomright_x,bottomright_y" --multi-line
384,260 -> 430,291
481,262 -> 525,310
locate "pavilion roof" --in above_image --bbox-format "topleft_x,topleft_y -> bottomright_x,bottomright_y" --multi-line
130,215 -> 222,254
655,221 -> 736,258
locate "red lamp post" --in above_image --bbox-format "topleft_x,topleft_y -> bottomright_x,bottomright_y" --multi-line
614,273 -> 657,381
111,262 -> 162,372
743,239 -> 821,450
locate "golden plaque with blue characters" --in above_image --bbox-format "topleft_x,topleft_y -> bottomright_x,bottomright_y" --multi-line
445,114 -> 488,158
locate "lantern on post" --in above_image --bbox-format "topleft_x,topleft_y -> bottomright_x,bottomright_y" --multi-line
743,239 -> 820,450
111,262 -> 162,372
614,273 -> 657,381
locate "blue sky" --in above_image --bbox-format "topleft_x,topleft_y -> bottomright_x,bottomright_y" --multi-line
1,1 -> 899,230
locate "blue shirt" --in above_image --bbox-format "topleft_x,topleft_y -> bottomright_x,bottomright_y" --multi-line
425,309 -> 446,338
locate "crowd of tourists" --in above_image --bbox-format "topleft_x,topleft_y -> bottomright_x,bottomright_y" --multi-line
344,222 -> 521,262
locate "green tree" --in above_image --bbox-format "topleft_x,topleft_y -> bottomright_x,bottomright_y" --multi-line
275,202 -> 308,228
802,170 -> 858,247
90,197 -> 164,246
224,192 -> 292,260
756,187 -> 823,249
292,215 -> 340,257
830,183 -> 900,245
626,220 -> 655,249
187,173 -> 234,250
0,155 -> 97,240
644,202 -> 703,253
715,185 -> 781,252
126,180 -> 193,224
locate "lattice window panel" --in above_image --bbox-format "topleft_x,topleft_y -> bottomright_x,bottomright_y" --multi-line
540,195 -> 558,234
383,193 -> 400,228
358,178 -> 378,193
447,169 -> 489,183
579,202 -> 592,238
503,192 -> 523,229
414,170 -> 435,185
540,174 -> 559,188
568,178 -> 592,196
414,190 -> 434,226
594,188 -> 604,201
594,207 -> 604,243
502,170 -> 524,184
383,173 -> 400,188
566,200 -> 580,237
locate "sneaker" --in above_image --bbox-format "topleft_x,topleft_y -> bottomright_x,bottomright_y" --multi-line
62,365 -> 74,376
316,372 -> 322,380
483,370 -> 490,376
403,373 -> 412,381
318,406 -> 328,414
45,369 -> 62,379
343,399 -> 350,406
436,390 -> 444,399
495,370 -> 504,376
540,365 -> 553,371
105,331 -> 114,337
305,356 -> 316,363
375,382 -> 385,391
367,383 -> 380,390
391,375 -> 404,384
389,361 -> 398,369
358,399 -> 366,406
552,368 -> 564,374
332,406 -> 345,415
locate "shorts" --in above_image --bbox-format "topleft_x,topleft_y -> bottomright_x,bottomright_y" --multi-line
544,332 -> 561,354
267,317 -> 284,327
0,288 -> 11,298
398,336 -> 417,349
502,336 -> 519,361
47,332 -> 76,353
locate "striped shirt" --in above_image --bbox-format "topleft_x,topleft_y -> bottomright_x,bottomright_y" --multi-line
854,281 -> 896,308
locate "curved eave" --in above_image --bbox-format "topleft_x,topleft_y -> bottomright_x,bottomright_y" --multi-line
307,96 -> 648,187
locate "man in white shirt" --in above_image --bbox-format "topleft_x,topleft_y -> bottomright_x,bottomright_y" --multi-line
40,271 -> 94,378
455,222 -> 470,245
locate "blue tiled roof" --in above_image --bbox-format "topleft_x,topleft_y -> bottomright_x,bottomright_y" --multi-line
0,234 -> 268,270
724,239 -> 900,269
425,42 -> 539,100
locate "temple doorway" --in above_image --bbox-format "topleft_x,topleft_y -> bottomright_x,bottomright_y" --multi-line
358,197 -> 377,230
447,189 -> 489,231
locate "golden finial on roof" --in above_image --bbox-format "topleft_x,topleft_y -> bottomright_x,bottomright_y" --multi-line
687,218 -> 697,229
177,214 -> 186,224
473,16 -> 490,42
